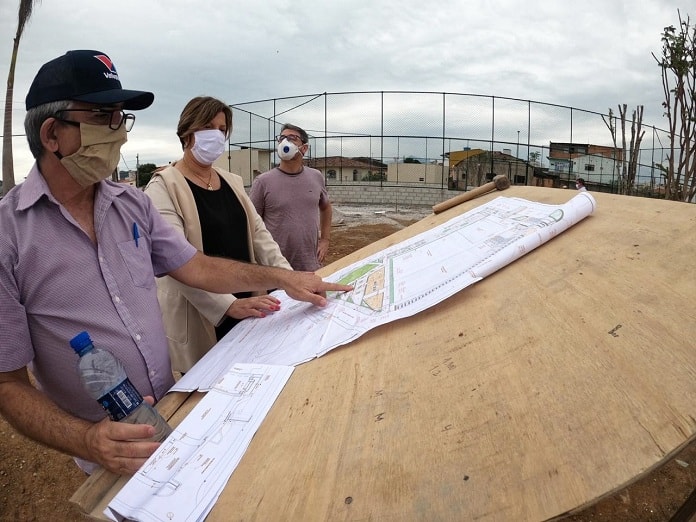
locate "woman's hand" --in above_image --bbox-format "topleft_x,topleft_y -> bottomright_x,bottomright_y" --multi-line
226,295 -> 281,320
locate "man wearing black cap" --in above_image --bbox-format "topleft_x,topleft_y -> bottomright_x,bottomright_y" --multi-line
0,50 -> 351,477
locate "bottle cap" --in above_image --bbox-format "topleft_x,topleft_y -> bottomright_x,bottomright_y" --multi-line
70,331 -> 94,356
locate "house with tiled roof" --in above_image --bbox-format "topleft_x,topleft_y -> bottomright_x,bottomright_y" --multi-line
304,156 -> 386,182
446,148 -> 530,189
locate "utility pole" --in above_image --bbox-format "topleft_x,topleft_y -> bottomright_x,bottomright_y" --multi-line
135,154 -> 140,188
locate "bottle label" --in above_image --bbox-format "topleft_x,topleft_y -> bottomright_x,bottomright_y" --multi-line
98,378 -> 144,421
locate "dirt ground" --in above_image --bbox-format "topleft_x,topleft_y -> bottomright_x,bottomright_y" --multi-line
1,206 -> 695,521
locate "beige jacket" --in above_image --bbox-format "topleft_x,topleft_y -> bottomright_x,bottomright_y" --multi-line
145,164 -> 291,372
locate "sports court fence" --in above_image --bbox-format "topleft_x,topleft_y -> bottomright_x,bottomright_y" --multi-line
227,91 -> 679,200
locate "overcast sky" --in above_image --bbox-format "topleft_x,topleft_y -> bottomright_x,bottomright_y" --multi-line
0,0 -> 686,179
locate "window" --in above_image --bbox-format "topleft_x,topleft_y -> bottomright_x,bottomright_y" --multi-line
327,169 -> 337,179
584,164 -> 595,171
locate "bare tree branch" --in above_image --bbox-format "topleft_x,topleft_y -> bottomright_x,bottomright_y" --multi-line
652,9 -> 696,201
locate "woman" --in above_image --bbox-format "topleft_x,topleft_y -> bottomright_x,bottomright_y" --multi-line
145,96 -> 292,373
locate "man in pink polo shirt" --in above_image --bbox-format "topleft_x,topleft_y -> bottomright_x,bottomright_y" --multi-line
0,50 -> 351,477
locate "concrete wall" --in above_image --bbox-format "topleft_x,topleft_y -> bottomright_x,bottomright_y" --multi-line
216,149 -> 273,185
386,163 -> 448,184
322,166 -> 374,182
324,182 -> 460,208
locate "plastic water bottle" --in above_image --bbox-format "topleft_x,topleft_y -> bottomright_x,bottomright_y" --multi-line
70,331 -> 172,442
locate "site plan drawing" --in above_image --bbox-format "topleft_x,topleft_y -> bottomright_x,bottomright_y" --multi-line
105,363 -> 294,522
174,192 -> 596,393
110,193 -> 596,521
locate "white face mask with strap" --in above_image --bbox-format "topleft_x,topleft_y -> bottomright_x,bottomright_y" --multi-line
190,129 -> 226,165
277,139 -> 301,161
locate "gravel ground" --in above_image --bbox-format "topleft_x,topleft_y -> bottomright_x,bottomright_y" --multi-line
332,204 -> 432,227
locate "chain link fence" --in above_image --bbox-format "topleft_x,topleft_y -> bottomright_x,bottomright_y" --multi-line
225,91 -> 675,200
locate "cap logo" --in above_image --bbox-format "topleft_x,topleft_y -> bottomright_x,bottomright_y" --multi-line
93,54 -> 120,81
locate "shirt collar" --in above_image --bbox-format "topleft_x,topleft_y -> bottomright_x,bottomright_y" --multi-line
16,163 -> 52,211
16,162 -> 129,212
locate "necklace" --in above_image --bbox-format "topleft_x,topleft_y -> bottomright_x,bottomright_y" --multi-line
180,157 -> 214,190
191,168 -> 214,190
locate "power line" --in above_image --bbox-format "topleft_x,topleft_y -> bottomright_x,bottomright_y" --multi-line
120,153 -> 130,171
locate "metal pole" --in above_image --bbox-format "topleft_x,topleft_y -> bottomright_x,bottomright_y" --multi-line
442,92 -> 446,189
516,130 -> 520,184
380,91 -> 384,189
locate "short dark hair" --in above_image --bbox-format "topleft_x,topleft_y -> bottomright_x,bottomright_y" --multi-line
281,123 -> 308,144
576,178 -> 585,184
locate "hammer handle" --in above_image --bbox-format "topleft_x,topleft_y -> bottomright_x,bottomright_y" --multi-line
432,181 -> 496,214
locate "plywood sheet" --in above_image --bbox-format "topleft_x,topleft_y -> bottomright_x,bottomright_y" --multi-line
74,187 -> 696,521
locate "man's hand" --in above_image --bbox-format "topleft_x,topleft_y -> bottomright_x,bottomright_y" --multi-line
83,397 -> 163,476
279,271 -> 352,306
227,296 -> 281,320
317,238 -> 330,263
170,252 -> 352,303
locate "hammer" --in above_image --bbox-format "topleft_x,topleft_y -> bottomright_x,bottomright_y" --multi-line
432,175 -> 511,214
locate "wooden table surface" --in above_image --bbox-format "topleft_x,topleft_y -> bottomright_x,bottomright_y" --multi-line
73,187 -> 696,521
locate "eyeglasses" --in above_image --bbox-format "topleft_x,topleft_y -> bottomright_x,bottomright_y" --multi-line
53,108 -> 136,132
276,134 -> 304,144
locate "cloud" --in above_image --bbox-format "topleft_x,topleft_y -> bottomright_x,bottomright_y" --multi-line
0,0 -> 685,178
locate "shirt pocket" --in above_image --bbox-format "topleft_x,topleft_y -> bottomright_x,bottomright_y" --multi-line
117,238 -> 155,289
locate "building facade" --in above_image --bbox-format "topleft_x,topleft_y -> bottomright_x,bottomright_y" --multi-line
548,142 -> 623,189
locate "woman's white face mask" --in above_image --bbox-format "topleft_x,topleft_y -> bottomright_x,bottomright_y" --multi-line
58,123 -> 127,187
190,129 -> 226,165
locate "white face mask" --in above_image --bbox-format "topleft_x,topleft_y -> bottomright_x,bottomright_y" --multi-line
190,129 -> 226,165
59,123 -> 127,187
277,139 -> 300,161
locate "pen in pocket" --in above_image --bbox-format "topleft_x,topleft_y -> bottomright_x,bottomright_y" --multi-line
132,222 -> 140,247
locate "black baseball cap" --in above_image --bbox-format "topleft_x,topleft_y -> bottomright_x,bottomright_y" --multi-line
25,50 -> 154,110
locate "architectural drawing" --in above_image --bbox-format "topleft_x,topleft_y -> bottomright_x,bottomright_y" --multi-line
174,193 -> 596,393
105,364 -> 294,522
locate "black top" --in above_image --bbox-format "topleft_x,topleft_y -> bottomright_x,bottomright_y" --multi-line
187,177 -> 251,340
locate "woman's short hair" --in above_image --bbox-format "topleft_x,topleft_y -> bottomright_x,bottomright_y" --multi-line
177,96 -> 232,149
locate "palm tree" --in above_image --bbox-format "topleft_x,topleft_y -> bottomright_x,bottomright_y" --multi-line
2,0 -> 39,197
